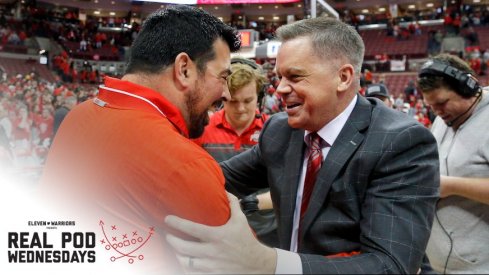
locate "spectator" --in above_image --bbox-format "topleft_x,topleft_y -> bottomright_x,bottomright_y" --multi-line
364,83 -> 393,108
0,106 -> 12,140
418,53 -> 489,273
52,95 -> 76,137
404,79 -> 418,99
194,58 -> 278,247
364,68 -> 373,84
11,104 -> 33,166
7,30 -> 20,45
261,84 -> 282,114
468,51 -> 482,75
414,21 -> 422,35
464,26 -> 479,47
34,107 -> 53,145
79,37 -> 87,51
416,112 -> 432,128
427,30 -> 439,56
434,29 -> 443,44
0,125 -> 13,169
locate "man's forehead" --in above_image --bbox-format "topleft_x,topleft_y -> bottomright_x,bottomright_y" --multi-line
424,88 -> 449,100
275,58 -> 307,73
207,57 -> 231,72
230,93 -> 256,100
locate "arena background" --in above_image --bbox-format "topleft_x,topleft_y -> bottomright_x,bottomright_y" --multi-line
1,0 -> 488,273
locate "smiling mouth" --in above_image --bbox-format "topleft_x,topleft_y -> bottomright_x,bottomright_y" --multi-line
286,103 -> 301,109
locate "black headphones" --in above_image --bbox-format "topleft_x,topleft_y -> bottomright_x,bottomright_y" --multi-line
418,60 -> 480,98
230,57 -> 263,73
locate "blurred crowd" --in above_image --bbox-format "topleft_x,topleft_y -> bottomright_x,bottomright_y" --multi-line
0,70 -> 97,179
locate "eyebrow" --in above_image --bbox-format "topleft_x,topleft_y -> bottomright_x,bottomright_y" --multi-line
230,96 -> 254,102
281,67 -> 308,76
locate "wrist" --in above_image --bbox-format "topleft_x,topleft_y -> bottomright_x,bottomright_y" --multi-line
441,175 -> 457,197
251,243 -> 277,274
240,193 -> 259,215
256,192 -> 273,210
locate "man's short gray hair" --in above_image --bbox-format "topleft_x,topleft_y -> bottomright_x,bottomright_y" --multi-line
276,17 -> 365,75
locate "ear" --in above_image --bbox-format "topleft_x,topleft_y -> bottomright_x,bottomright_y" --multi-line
337,64 -> 355,93
174,52 -> 196,91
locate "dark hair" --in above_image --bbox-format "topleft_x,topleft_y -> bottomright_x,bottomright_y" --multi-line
125,5 -> 240,75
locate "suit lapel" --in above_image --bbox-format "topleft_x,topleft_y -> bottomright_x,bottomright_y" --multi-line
299,96 -> 372,243
279,128 -> 305,249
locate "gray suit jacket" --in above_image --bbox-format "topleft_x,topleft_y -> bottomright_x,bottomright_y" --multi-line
222,96 -> 440,274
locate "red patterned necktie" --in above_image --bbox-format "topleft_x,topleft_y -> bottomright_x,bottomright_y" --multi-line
300,132 -> 323,221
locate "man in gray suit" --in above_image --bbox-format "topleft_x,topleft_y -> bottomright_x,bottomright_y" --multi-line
165,17 -> 439,274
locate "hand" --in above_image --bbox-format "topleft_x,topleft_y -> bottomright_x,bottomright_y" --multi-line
165,192 -> 277,274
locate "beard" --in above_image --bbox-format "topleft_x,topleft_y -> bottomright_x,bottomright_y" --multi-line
185,86 -> 210,139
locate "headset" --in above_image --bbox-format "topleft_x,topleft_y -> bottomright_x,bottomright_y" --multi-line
418,60 -> 480,98
231,57 -> 264,73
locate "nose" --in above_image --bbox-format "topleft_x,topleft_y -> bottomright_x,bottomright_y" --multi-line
425,102 -> 441,115
432,107 -> 443,117
276,78 -> 290,95
237,102 -> 246,112
221,85 -> 231,102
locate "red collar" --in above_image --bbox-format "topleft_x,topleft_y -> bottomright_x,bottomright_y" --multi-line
96,76 -> 189,137
214,109 -> 266,131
